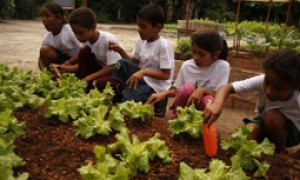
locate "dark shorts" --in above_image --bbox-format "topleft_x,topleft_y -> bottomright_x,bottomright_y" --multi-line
55,49 -> 70,64
243,117 -> 300,147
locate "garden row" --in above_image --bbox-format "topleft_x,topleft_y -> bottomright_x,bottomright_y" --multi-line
1,64 -> 298,179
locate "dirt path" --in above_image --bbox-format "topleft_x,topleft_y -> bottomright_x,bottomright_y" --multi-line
0,19 -> 177,72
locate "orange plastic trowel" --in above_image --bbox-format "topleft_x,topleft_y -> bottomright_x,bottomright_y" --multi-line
51,64 -> 61,84
203,100 -> 218,157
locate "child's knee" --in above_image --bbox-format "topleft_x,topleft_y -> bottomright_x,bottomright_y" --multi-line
177,84 -> 195,99
263,110 -> 286,128
40,46 -> 55,59
198,95 -> 214,110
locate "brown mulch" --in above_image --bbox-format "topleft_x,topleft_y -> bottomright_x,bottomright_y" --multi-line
13,107 -> 300,180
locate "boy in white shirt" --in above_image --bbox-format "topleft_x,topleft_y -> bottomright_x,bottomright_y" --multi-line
53,7 -> 121,92
204,48 -> 300,159
109,3 -> 174,117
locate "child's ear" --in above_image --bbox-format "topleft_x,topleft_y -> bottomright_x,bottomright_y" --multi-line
155,23 -> 162,31
91,23 -> 97,31
213,50 -> 221,60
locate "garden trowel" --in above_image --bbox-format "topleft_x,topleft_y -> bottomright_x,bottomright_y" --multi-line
51,64 -> 61,84
203,100 -> 218,157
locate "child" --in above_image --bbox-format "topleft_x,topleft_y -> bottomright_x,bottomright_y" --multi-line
147,29 -> 230,118
204,48 -> 300,159
38,3 -> 82,70
109,3 -> 174,117
53,7 -> 122,92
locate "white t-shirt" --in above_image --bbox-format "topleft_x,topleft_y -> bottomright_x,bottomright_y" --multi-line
85,30 -> 121,67
174,59 -> 230,92
232,74 -> 300,131
42,24 -> 82,57
132,37 -> 174,93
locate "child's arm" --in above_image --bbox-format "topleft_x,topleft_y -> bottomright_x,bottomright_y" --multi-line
108,41 -> 139,64
50,64 -> 79,74
127,69 -> 171,89
63,54 -> 79,66
203,84 -> 235,126
147,87 -> 177,105
83,65 -> 114,83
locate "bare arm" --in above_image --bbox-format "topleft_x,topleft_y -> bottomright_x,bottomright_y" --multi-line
108,41 -> 140,64
147,86 -> 177,105
127,69 -> 171,89
63,54 -> 79,65
203,84 -> 235,126
83,65 -> 115,83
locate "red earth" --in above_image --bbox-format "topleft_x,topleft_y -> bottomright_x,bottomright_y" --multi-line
13,106 -> 300,180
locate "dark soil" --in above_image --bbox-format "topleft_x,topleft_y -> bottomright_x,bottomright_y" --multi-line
13,107 -> 300,180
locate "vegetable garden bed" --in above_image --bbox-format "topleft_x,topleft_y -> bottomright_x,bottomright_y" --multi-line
13,107 -> 300,179
0,64 -> 299,180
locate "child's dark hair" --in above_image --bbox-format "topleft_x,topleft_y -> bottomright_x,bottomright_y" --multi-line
68,7 -> 97,29
43,3 -> 66,24
137,3 -> 165,28
264,48 -> 300,89
191,29 -> 228,60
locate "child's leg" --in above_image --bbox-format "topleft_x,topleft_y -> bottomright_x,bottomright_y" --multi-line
111,59 -> 140,85
197,95 -> 214,110
263,110 -> 288,153
77,46 -> 101,80
39,46 -> 70,70
94,73 -> 116,92
171,84 -> 195,118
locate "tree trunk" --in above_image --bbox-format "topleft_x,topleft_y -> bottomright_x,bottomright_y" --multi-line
165,0 -> 173,22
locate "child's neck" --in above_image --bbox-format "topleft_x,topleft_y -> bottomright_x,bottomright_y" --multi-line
147,34 -> 160,42
89,31 -> 100,44
52,24 -> 64,36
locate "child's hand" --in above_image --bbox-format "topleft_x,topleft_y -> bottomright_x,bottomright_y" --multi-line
49,64 -> 69,74
147,92 -> 166,105
203,103 -> 222,126
126,69 -> 145,89
187,87 -> 205,106
108,41 -> 122,53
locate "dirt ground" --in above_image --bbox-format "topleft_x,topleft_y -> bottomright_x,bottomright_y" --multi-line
0,19 -> 298,154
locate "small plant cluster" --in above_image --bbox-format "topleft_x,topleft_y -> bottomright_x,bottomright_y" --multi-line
168,105 -> 204,138
178,125 -> 274,179
225,21 -> 300,53
78,129 -> 171,179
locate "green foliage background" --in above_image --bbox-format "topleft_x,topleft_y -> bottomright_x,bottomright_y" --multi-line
0,0 -> 299,26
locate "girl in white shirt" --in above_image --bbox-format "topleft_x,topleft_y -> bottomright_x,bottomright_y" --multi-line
39,3 -> 81,70
147,29 -> 230,118
204,48 -> 300,159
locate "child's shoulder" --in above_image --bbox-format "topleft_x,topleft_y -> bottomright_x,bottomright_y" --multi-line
213,59 -> 230,68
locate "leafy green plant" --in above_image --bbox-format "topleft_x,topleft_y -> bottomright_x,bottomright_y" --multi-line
107,129 -> 171,175
78,130 -> 171,178
179,160 -> 248,180
168,105 -> 204,138
0,110 -> 29,180
175,39 -> 192,55
221,126 -> 274,177
116,101 -> 154,121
